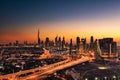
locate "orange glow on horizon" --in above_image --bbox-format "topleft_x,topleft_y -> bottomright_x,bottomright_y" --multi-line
1,17 -> 120,44
1,34 -> 120,44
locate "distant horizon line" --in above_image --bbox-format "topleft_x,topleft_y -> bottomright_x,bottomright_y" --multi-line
0,36 -> 117,44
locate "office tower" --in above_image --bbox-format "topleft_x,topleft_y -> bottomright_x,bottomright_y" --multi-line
90,36 -> 94,43
38,29 -> 40,45
45,37 -> 49,47
62,37 -> 65,50
58,37 -> 61,47
99,38 -> 117,54
76,36 -> 80,50
24,41 -> 28,45
81,38 -> 86,51
90,36 -> 94,50
15,40 -> 19,46
49,41 -> 54,47
55,35 -> 58,46
41,41 -> 44,48
70,38 -> 72,54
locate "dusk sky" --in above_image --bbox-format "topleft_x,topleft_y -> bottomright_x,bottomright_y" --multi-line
0,0 -> 120,44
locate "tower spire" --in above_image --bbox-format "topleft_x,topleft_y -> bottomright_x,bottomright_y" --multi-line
38,29 -> 39,39
38,29 -> 40,45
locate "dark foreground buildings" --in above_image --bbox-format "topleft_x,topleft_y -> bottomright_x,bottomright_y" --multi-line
99,38 -> 117,54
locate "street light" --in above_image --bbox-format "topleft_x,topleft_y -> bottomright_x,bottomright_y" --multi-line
104,76 -> 107,80
85,78 -> 88,80
113,75 -> 116,79
95,77 -> 98,80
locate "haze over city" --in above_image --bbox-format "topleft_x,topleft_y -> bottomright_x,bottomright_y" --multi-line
0,0 -> 120,44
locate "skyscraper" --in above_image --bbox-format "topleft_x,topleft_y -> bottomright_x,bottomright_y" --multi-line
38,29 -> 40,45
55,35 -> 58,46
76,36 -> 80,50
90,36 -> 94,43
45,37 -> 49,47
70,38 -> 72,54
58,37 -> 61,47
81,38 -> 86,51
90,36 -> 94,50
99,38 -> 117,54
62,37 -> 65,50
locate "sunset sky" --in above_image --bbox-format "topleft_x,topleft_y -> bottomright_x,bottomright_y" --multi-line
0,0 -> 120,44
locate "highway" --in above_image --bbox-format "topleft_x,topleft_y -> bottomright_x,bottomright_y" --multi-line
0,51 -> 91,80
18,56 -> 90,80
0,56 -> 90,80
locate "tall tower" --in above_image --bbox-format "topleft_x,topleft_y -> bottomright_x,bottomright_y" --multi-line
45,37 -> 49,47
90,36 -> 94,43
55,35 -> 59,46
58,37 -> 61,47
70,38 -> 72,54
38,29 -> 40,45
62,37 -> 65,50
76,36 -> 80,50
90,36 -> 94,50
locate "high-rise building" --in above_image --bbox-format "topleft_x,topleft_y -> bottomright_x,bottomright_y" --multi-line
58,37 -> 61,47
69,38 -> 72,54
55,35 -> 58,46
49,40 -> 54,47
76,36 -> 80,50
99,38 -> 117,54
90,36 -> 94,43
62,37 -> 65,50
81,38 -> 86,51
45,37 -> 49,47
38,29 -> 40,45
90,36 -> 94,50
15,40 -> 19,46
24,41 -> 28,45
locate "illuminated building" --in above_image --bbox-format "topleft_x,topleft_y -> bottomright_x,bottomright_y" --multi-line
81,38 -> 86,52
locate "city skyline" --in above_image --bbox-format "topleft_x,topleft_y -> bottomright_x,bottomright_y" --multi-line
0,0 -> 120,44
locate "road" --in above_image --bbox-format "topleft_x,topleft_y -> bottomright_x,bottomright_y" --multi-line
0,53 -> 91,80
18,56 -> 90,80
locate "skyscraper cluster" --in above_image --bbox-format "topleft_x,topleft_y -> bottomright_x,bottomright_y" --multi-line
34,29 -> 117,56
55,36 -> 66,50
